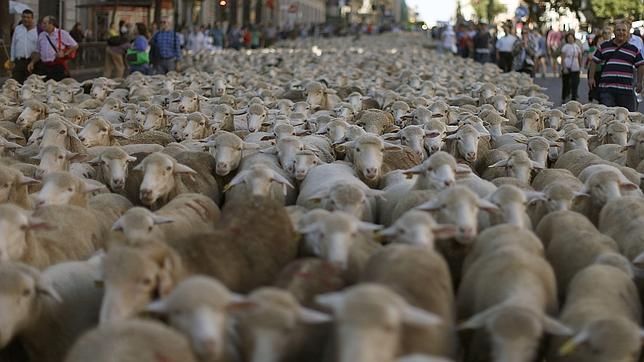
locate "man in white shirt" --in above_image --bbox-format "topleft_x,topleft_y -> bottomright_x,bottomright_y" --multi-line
10,9 -> 38,84
496,25 -> 517,72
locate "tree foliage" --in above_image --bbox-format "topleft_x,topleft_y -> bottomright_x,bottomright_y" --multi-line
590,0 -> 644,20
470,0 -> 508,23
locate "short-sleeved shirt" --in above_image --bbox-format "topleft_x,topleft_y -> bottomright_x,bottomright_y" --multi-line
152,30 -> 181,60
36,28 -> 78,63
592,40 -> 644,93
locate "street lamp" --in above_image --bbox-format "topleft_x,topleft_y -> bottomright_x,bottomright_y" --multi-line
220,0 -> 227,6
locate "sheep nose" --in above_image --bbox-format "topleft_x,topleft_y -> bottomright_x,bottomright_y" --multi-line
459,226 -> 474,239
112,178 -> 124,187
140,189 -> 153,199
248,127 -> 257,132
465,152 -> 476,160
285,165 -> 294,173
295,171 -> 307,180
444,179 -> 454,187
35,199 -> 45,208
199,339 -> 218,355
430,145 -> 440,152
79,136 -> 86,142
365,167 -> 378,177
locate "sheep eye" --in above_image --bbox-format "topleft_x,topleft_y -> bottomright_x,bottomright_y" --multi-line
22,288 -> 31,297
100,128 -> 107,132
148,226 -> 153,232
141,278 -> 153,286
58,155 -> 64,160
356,148 -> 361,152
166,166 -> 172,171
67,187 -> 73,192
59,130 -> 66,134
401,136 -> 407,141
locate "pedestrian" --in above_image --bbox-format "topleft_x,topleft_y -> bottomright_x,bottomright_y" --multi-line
560,32 -> 582,102
587,33 -> 604,102
473,22 -> 492,63
228,25 -> 242,51
70,23 -> 84,43
9,9 -> 37,84
27,16 -> 78,81
589,20 -> 644,111
546,26 -> 563,76
533,30 -> 547,78
187,27 -> 205,54
211,22 -> 224,50
149,17 -> 181,74
251,25 -> 261,49
104,22 -> 129,79
496,26 -> 517,72
512,30 -> 536,77
126,23 -> 150,75
441,25 -> 456,54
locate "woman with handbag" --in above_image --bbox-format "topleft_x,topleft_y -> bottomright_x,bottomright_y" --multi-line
27,16 -> 78,81
127,23 -> 151,75
560,32 -> 582,102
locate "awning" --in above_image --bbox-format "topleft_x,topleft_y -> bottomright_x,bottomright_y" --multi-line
9,1 -> 33,14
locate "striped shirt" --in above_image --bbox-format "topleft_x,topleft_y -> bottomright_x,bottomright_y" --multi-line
36,28 -> 77,63
592,40 -> 644,93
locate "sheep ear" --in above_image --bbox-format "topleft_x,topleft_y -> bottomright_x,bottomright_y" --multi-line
111,217 -> 123,231
357,221 -> 383,232
619,181 -> 639,191
156,256 -> 175,298
174,163 -> 197,175
541,315 -> 573,336
0,140 -> 23,149
306,189 -> 330,204
455,164 -> 472,175
478,199 -> 500,212
111,130 -> 128,139
524,191 -> 547,203
458,304 -> 502,330
489,159 -> 508,168
82,180 -> 107,193
27,216 -> 52,230
31,154 -> 42,161
144,299 -> 168,314
416,199 -> 442,211
381,132 -> 400,141
445,133 -> 459,140
67,152 -> 88,163
153,215 -> 174,225
132,162 -> 145,172
260,146 -> 277,155
315,291 -> 345,311
299,307 -> 332,323
298,221 -> 322,235
87,157 -> 103,166
270,172 -> 295,194
19,175 -> 39,186
432,224 -> 459,240
126,156 -> 137,163
402,163 -> 426,175
445,125 -> 459,133
558,330 -> 590,356
243,142 -> 260,150
378,226 -> 398,238
424,130 -> 441,139
383,142 -> 403,151
223,170 -> 250,192
400,304 -> 442,327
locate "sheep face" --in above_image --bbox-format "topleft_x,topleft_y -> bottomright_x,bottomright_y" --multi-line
210,105 -> 235,133
323,121 -> 349,144
379,211 -> 456,248
399,126 -> 430,159
580,171 -> 637,206
90,151 -> 136,191
134,153 -> 197,206
347,93 -> 364,113
625,131 -> 644,159
447,125 -> 482,163
417,186 -> 498,242
306,87 -> 327,109
34,172 -> 102,207
143,107 -> 166,131
146,277 -> 237,360
170,116 -> 188,140
347,136 -> 400,182
16,104 -> 45,130
583,112 -> 600,130
316,284 -> 441,362
271,137 -> 304,175
487,185 -> 534,229
490,151 -> 541,184
292,102 -> 313,116
545,112 -> 563,129
460,305 -> 571,362
492,96 -> 508,115
540,183 -> 575,212
299,212 -> 380,269
604,123 -> 628,146
246,105 -> 268,133
0,263 -> 61,348
40,120 -> 77,149
212,78 -> 228,97
176,91 -> 200,113
182,114 -> 210,140
404,152 -> 457,189
0,206 -> 41,261
238,288 -> 330,362
225,165 -> 293,198
90,83 -> 112,101
293,152 -> 320,180
99,246 -> 175,324
78,118 -> 112,148
526,137 -> 550,168
563,130 -> 589,152
208,133 -> 258,176
33,145 -> 77,176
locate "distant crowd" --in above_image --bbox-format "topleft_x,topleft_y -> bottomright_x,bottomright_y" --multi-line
433,19 -> 644,111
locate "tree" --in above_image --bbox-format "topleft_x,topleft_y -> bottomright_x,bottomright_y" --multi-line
0,0 -> 8,46
590,0 -> 644,20
470,0 -> 507,23
154,0 -> 163,25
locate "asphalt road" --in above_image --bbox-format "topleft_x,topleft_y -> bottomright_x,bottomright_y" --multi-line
533,71 -> 644,113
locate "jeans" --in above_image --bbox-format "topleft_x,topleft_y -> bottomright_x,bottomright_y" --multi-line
474,51 -> 490,63
599,89 -> 636,111
11,58 -> 31,84
154,58 -> 176,75
561,71 -> 580,101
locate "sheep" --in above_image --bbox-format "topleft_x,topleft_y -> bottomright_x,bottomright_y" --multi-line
573,169 -> 639,224
383,125 -> 440,159
0,258 -> 103,362
483,149 -> 543,184
496,136 -> 553,169
590,120 -> 629,150
235,287 -> 332,362
354,109 -> 397,135
16,100 -> 48,130
422,119 -> 458,155
599,196 -> 644,264
224,160 -> 295,205
64,319 -> 198,362
341,134 -> 402,187
292,150 -> 322,181
182,111 -> 213,140
445,124 -> 489,166
531,168 -> 583,191
87,146 -> 137,192
361,244 -> 457,359
111,193 -> 219,245
296,162 -> 381,222
378,210 -> 457,248
298,210 -> 382,281
206,130 -> 260,176
305,81 -> 341,110
554,149 -> 605,176
562,128 -> 591,153
98,195 -> 298,323
127,151 -> 218,209
31,145 -> 87,178
546,263 -> 642,362
262,135 -> 335,176
315,283 -> 442,362
528,181 -> 580,227
0,203 -> 103,268
144,276 -> 242,362
0,164 -> 38,208
457,235 -> 571,362
141,104 -> 169,131
381,151 -> 457,226
35,118 -> 86,154
481,184 -> 540,230
34,171 -> 106,208
623,129 -> 644,168
273,258 -> 346,308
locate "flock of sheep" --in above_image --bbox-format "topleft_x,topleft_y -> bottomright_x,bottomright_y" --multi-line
0,32 -> 642,362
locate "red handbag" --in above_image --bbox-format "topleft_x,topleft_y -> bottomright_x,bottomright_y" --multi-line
45,30 -> 77,65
